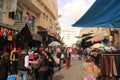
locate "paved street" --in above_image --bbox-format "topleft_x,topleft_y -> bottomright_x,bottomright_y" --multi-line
53,59 -> 86,80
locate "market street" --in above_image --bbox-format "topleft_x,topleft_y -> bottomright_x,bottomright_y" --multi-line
53,59 -> 86,80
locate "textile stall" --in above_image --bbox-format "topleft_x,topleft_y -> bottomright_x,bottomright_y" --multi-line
100,54 -> 120,80
0,26 -> 19,54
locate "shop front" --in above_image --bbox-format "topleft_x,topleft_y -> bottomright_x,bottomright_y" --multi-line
13,21 -> 32,49
37,26 -> 48,47
47,29 -> 61,46
30,33 -> 42,47
14,21 -> 43,48
0,22 -> 20,54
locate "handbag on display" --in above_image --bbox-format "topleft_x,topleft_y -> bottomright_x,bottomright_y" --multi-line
7,75 -> 16,80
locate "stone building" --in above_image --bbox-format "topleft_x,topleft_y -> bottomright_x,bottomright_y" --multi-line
0,0 -> 60,53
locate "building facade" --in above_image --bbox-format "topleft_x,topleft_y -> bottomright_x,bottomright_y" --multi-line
79,27 -> 120,49
78,28 -> 110,47
0,0 -> 60,53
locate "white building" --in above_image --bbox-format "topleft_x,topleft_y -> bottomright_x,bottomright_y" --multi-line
61,26 -> 81,47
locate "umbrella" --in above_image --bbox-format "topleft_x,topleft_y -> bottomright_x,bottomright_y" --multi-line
92,37 -> 104,43
48,41 -> 61,46
91,43 -> 105,48
72,0 -> 120,28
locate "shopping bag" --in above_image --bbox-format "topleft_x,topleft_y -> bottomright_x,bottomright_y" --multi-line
76,54 -> 80,58
84,77 -> 96,80
55,58 -> 60,64
7,75 -> 16,80
61,53 -> 65,59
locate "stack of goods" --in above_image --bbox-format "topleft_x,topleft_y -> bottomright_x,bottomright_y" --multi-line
83,58 -> 100,79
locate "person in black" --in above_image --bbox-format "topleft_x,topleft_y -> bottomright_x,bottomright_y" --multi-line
56,52 -> 62,70
31,52 -> 49,80
55,47 -> 62,71
0,52 -> 10,80
18,49 -> 32,80
45,47 -> 55,80
77,47 -> 83,60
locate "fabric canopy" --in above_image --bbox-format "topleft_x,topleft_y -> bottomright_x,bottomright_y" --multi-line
92,37 -> 104,43
72,0 -> 120,28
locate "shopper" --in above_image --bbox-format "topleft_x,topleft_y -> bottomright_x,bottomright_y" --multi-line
0,52 -> 10,80
65,48 -> 71,69
18,48 -> 32,80
56,47 -> 62,70
31,53 -> 49,80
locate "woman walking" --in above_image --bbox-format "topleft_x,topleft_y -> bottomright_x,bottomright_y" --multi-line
31,52 -> 49,80
65,48 -> 71,69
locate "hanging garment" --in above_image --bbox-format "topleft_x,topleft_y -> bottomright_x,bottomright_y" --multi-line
114,55 -> 120,76
112,56 -> 117,76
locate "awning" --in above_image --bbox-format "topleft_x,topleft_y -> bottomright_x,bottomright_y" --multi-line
37,26 -> 47,32
13,21 -> 27,32
37,26 -> 48,36
92,37 -> 104,43
13,21 -> 32,37
0,22 -> 15,30
72,0 -> 120,28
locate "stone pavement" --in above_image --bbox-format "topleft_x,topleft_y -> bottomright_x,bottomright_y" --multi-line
53,59 -> 86,80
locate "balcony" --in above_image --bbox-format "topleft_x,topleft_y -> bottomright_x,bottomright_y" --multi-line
19,0 -> 44,14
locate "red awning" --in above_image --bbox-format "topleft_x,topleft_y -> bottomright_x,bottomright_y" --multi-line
92,37 -> 104,42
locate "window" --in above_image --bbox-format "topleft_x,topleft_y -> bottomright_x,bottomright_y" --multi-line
9,3 -> 23,20
43,13 -> 48,21
0,0 -> 3,8
0,0 -> 3,20
43,13 -> 45,19
15,4 -> 23,20
45,15 -> 48,21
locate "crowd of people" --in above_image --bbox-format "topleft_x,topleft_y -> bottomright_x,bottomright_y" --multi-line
0,45 -> 85,80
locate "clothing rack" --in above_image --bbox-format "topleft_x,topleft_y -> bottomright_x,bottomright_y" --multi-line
100,53 -> 120,80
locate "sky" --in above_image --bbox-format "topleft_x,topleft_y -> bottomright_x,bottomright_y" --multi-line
57,0 -> 95,46
57,0 -> 95,28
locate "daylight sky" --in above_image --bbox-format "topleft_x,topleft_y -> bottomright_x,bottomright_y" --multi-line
57,0 -> 95,46
57,0 -> 95,28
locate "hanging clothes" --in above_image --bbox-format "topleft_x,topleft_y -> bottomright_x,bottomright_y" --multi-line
100,54 -> 120,80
